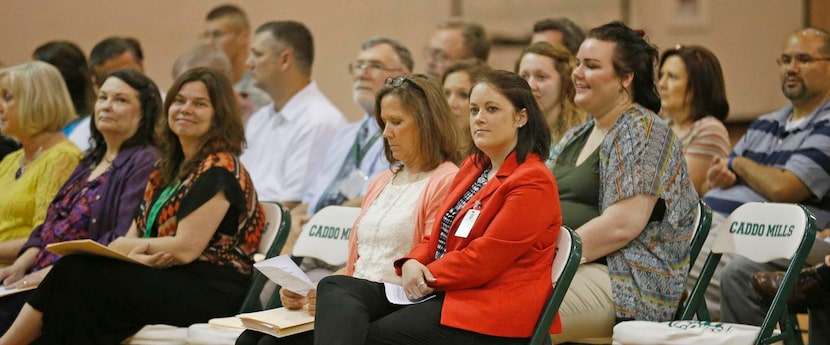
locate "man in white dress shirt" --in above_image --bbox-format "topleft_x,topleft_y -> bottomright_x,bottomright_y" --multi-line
242,21 -> 345,208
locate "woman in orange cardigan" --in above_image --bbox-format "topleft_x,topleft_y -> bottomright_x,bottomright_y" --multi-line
236,74 -> 460,345
314,70 -> 562,345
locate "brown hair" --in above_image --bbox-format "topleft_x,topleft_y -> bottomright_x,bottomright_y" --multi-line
157,67 -> 244,185
516,42 -> 586,142
471,70 -> 551,167
659,45 -> 729,122
438,18 -> 491,61
374,74 -> 460,171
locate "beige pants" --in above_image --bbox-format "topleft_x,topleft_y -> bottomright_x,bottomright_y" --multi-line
550,263 -> 616,343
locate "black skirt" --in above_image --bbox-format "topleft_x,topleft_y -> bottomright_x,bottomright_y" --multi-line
29,254 -> 249,344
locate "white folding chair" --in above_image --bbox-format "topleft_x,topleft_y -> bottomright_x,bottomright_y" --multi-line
613,202 -> 816,345
529,226 -> 582,345
291,205 -> 361,266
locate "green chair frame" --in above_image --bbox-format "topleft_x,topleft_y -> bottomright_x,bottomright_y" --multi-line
529,225 -> 582,345
239,202 -> 292,313
679,202 -> 816,345
676,199 -> 713,320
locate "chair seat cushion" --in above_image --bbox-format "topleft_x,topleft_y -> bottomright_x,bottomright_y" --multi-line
122,324 -> 187,345
187,323 -> 244,345
612,320 -> 782,345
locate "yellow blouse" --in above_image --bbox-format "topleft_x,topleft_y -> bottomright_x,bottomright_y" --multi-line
0,141 -> 81,241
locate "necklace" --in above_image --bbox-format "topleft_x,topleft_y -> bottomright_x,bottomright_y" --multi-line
15,146 -> 44,180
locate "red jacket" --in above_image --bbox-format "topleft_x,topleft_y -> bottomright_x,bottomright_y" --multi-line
395,152 -> 562,337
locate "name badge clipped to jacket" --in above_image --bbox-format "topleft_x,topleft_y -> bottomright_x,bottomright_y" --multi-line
455,201 -> 482,238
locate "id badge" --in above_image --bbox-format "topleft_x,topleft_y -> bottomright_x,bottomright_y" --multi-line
338,170 -> 369,199
455,209 -> 480,238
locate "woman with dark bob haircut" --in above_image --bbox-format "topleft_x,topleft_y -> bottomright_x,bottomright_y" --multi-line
0,67 -> 264,344
313,70 -> 561,345
0,69 -> 161,333
658,45 -> 731,194
548,22 -> 697,342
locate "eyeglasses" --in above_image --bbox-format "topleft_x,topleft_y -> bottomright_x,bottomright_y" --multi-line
348,61 -> 402,75
423,47 -> 450,65
776,54 -> 830,67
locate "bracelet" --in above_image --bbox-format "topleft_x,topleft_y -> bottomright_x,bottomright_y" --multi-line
727,156 -> 736,172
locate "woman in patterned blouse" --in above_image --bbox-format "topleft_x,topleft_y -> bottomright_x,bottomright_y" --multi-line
0,67 -> 264,344
658,45 -> 731,194
0,69 -> 160,333
548,22 -> 698,342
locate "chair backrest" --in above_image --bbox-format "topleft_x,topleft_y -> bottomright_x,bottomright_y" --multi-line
682,202 -> 816,344
689,200 -> 712,266
291,205 -> 361,266
528,226 -> 582,345
239,202 -> 292,313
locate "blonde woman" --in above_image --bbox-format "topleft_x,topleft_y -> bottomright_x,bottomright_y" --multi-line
517,42 -> 585,149
0,61 -> 81,264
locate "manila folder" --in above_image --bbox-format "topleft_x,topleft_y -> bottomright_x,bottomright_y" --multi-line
45,239 -> 143,265
238,306 -> 314,338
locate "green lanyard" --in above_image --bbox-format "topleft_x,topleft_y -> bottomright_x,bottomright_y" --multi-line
144,181 -> 181,238
351,131 -> 381,165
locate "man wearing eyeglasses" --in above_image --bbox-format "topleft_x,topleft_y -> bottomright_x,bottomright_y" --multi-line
203,4 -> 270,109
241,21 -> 346,209
425,19 -> 490,79
707,28 -> 830,342
283,36 -> 412,251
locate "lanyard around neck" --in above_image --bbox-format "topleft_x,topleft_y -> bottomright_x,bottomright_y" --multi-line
144,181 -> 181,238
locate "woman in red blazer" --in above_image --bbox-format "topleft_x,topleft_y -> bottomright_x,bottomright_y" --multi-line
313,70 -> 562,345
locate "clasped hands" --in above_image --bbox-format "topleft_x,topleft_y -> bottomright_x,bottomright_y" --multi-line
400,259 -> 436,301
707,156 -> 737,190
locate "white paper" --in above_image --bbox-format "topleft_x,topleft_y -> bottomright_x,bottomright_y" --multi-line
383,283 -> 436,305
0,285 -> 36,298
254,255 -> 315,296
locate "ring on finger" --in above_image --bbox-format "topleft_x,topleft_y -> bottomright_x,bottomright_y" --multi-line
22,280 -> 27,286
417,281 -> 425,287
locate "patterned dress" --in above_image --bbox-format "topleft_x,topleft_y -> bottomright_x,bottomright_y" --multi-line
550,105 -> 698,321
28,151 -> 264,344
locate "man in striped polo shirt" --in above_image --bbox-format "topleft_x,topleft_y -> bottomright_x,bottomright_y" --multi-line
709,28 -> 830,340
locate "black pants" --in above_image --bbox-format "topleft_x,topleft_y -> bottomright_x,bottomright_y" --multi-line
236,329 -> 313,345
313,275 -> 530,345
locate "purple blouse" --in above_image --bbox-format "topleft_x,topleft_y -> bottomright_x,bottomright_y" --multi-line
31,170 -> 109,269
22,145 -> 160,272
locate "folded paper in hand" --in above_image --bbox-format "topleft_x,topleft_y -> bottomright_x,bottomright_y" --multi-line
45,239 -> 143,265
238,306 -> 314,338
253,254 -> 314,296
384,283 -> 436,305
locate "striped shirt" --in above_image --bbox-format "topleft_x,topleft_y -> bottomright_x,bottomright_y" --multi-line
678,116 -> 731,159
703,98 -> 830,227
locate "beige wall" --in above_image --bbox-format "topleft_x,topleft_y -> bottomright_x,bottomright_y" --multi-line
0,0 -> 804,122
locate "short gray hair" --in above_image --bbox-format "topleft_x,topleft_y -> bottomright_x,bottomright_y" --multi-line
361,36 -> 414,72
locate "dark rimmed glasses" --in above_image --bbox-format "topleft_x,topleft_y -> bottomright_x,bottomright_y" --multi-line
777,54 -> 830,67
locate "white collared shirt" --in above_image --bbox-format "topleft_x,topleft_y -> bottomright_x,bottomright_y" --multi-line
241,81 -> 346,203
